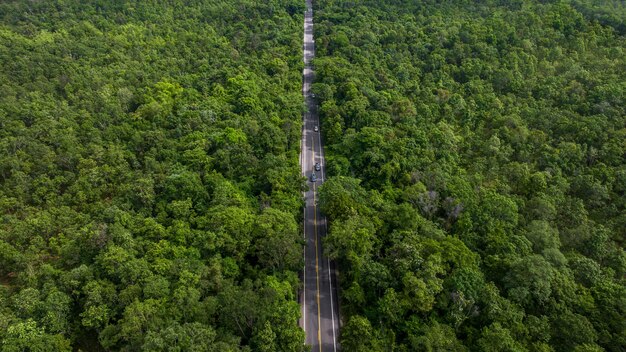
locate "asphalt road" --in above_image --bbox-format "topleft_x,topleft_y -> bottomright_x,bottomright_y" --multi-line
300,1 -> 340,351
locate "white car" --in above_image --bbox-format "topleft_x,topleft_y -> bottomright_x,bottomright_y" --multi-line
314,126 -> 319,132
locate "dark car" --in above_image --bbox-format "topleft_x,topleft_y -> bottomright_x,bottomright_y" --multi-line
315,162 -> 321,171
310,172 -> 317,182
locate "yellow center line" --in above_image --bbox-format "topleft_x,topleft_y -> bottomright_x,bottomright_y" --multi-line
312,137 -> 322,352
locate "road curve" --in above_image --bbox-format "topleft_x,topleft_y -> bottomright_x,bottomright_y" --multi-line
300,1 -> 340,351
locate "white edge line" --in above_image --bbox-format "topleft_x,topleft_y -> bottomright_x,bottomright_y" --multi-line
300,18 -> 306,334
328,256 -> 337,351
301,138 -> 306,339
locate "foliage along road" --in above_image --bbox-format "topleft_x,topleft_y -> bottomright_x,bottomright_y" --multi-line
300,1 -> 340,351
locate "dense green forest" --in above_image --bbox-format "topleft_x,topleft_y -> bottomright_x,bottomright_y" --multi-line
0,0 -> 308,350
313,0 -> 625,351
1,0 -> 625,351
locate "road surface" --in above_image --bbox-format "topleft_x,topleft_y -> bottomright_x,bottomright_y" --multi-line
300,1 -> 340,351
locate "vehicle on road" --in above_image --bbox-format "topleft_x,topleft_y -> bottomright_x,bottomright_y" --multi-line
314,125 -> 319,132
311,93 -> 316,98
310,172 -> 317,182
315,162 -> 321,171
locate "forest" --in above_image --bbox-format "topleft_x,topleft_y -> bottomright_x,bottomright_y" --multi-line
1,0 -> 625,351
0,0 -> 309,350
312,0 -> 625,351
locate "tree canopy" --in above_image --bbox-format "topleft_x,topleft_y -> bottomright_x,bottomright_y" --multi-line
0,0 -> 307,350
314,0 -> 626,350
